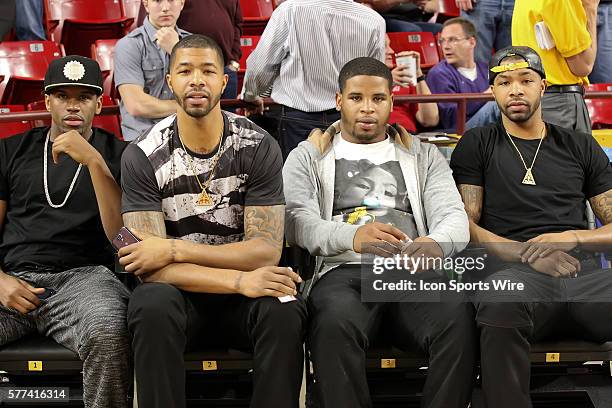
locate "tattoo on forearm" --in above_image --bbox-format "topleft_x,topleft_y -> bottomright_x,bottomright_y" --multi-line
122,211 -> 167,238
458,184 -> 483,223
244,205 -> 284,251
590,189 -> 612,225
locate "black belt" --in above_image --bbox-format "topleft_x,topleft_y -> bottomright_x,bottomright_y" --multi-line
545,84 -> 585,95
282,105 -> 339,115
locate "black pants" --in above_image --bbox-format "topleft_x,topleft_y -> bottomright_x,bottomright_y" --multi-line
128,282 -> 307,408
475,258 -> 612,408
307,266 -> 477,408
272,106 -> 340,159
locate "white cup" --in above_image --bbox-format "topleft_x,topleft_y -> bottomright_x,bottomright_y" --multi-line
395,55 -> 417,86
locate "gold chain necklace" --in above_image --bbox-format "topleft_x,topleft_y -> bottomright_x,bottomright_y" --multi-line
505,125 -> 545,186
177,130 -> 223,207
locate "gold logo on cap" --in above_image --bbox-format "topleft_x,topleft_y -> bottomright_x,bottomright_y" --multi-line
63,60 -> 85,81
490,61 -> 530,73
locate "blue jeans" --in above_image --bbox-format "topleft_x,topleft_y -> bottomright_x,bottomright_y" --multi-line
274,106 -> 340,159
465,101 -> 501,130
590,3 -> 612,84
385,17 -> 443,35
222,67 -> 238,100
15,0 -> 45,40
461,0 -> 514,64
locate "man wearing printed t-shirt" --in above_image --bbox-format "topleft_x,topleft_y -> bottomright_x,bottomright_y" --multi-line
283,57 -> 475,408
118,35 -> 306,408
0,55 -> 130,407
451,46 -> 612,408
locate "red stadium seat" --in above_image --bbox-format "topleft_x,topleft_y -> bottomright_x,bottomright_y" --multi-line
122,0 -> 141,31
44,0 -> 133,57
240,0 -> 274,35
0,105 -> 32,138
438,0 -> 461,17
237,35 -> 261,91
27,95 -> 123,139
91,39 -> 119,98
0,41 -> 63,106
585,83 -> 612,129
388,32 -> 440,69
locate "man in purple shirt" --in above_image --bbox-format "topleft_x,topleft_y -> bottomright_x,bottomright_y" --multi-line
426,17 -> 499,132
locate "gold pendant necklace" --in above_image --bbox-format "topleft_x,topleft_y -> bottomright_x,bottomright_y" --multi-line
177,130 -> 223,207
505,126 -> 545,186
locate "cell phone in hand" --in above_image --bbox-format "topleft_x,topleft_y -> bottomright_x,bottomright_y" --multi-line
112,227 -> 140,251
37,288 -> 56,300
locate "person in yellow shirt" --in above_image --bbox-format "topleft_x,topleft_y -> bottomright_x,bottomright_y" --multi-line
512,0 -> 599,133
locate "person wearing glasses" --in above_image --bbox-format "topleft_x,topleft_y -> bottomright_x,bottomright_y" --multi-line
426,17 -> 500,133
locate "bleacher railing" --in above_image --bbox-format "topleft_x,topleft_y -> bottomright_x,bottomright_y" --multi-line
0,91 -> 611,136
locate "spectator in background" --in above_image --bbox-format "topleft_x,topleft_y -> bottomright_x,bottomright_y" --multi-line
385,35 -> 439,131
590,1 -> 612,83
240,0 -> 386,159
0,0 -> 15,40
137,0 -> 243,99
457,0 -> 514,64
114,0 -> 189,141
15,0 -> 45,40
426,18 -> 499,132
361,0 -> 443,35
512,0 -> 599,133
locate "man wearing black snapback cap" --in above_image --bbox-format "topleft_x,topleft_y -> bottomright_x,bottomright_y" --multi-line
0,55 -> 130,407
451,46 -> 612,408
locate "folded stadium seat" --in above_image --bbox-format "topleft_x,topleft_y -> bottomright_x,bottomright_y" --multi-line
237,35 -> 261,93
438,0 -> 461,18
388,32 -> 440,70
91,39 -> 119,99
44,0 -> 133,57
585,84 -> 612,130
27,96 -> 123,139
0,105 -> 32,138
0,41 -> 63,106
240,0 -> 274,36
121,0 -> 141,32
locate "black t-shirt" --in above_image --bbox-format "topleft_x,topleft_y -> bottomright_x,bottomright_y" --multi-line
121,112 -> 284,243
450,122 -> 612,241
0,127 -> 127,271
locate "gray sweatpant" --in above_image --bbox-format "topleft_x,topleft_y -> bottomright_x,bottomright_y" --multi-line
0,265 -> 131,408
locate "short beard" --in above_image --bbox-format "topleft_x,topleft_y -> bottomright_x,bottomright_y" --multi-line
350,126 -> 386,143
501,100 -> 539,123
176,91 -> 222,119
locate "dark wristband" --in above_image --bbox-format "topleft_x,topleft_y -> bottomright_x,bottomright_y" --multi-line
416,74 -> 426,83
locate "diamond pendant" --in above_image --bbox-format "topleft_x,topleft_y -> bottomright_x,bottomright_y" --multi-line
522,168 -> 536,185
196,190 -> 213,206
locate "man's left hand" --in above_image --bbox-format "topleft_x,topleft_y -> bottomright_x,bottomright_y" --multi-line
118,231 -> 176,276
520,231 -> 580,263
401,236 -> 443,273
51,130 -> 100,166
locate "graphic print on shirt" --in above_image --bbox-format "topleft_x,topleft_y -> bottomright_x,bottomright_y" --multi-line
332,158 -> 417,239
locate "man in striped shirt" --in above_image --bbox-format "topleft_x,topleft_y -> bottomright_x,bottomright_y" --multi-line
240,0 -> 386,159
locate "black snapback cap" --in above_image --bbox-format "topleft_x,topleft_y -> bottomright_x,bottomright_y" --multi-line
489,46 -> 546,85
44,55 -> 103,95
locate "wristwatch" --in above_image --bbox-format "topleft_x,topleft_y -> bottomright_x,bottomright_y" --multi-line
228,60 -> 240,71
416,74 -> 426,83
